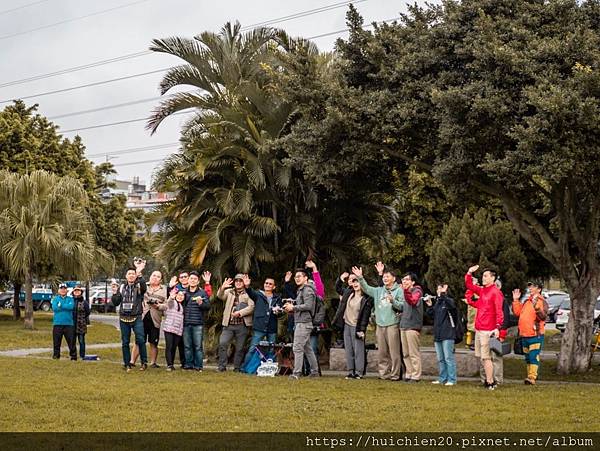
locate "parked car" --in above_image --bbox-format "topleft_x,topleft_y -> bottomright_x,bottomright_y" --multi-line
556,297 -> 600,332
545,292 -> 570,323
0,291 -> 14,309
18,287 -> 54,311
90,288 -> 115,313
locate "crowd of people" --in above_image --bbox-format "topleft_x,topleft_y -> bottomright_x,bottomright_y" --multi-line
49,259 -> 548,388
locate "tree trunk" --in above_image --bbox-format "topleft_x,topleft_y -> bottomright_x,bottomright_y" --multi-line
23,272 -> 34,330
12,282 -> 21,320
557,274 -> 600,374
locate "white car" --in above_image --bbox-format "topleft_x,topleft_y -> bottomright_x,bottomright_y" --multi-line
556,296 -> 600,332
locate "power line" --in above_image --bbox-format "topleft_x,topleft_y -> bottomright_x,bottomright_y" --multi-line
0,0 -> 363,89
0,51 -> 151,89
60,110 -> 190,133
48,95 -> 166,119
0,0 -> 152,41
87,142 -> 179,158
0,0 -> 51,16
112,158 -> 166,167
0,68 -> 168,104
240,0 -> 365,29
50,18 -> 399,135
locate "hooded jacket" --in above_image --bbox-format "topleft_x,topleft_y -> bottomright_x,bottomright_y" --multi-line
357,276 -> 403,327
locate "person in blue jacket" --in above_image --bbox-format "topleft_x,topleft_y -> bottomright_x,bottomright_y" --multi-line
51,282 -> 77,360
241,275 -> 284,370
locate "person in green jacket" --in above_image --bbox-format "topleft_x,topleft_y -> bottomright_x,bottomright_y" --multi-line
352,266 -> 405,380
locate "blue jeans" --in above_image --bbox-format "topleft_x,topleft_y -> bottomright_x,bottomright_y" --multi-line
77,333 -> 86,359
242,330 -> 277,369
434,339 -> 457,383
183,324 -> 204,369
120,318 -> 146,366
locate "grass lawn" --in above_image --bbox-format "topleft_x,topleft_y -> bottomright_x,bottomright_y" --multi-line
0,310 -> 120,350
0,356 -> 599,432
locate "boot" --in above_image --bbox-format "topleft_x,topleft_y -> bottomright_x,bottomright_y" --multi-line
525,364 -> 537,385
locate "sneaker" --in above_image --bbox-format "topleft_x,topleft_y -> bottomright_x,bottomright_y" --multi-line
308,372 -> 320,378
445,382 -> 456,386
140,363 -> 148,371
52,356 -> 59,360
431,380 -> 442,385
126,365 -> 132,373
524,378 -> 535,385
289,374 -> 299,380
390,376 -> 401,381
485,382 -> 496,390
166,366 -> 174,372
196,368 -> 203,373
150,363 -> 160,369
345,373 -> 356,379
354,374 -> 363,380
183,366 -> 193,371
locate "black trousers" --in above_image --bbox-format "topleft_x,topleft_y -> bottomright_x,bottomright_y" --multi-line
53,325 -> 76,360
164,332 -> 181,367
177,337 -> 186,366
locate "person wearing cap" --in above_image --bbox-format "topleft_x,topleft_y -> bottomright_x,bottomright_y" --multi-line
512,281 -> 548,385
51,283 -> 77,360
111,259 -> 148,371
71,285 -> 90,360
217,274 -> 254,372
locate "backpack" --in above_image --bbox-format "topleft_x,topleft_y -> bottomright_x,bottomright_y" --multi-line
448,305 -> 466,344
306,285 -> 326,328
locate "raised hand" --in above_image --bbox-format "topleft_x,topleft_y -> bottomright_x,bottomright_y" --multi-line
222,278 -> 233,289
340,272 -> 349,282
375,261 -> 385,275
169,275 -> 178,288
305,260 -> 318,271
512,288 -> 521,301
242,274 -> 251,288
202,271 -> 212,284
134,258 -> 146,274
284,271 -> 292,283
351,266 -> 363,278
468,264 -> 479,274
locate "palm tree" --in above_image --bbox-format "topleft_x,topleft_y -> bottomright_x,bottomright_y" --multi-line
0,170 -> 110,329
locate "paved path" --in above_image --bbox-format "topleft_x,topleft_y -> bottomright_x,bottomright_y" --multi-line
0,342 -> 121,357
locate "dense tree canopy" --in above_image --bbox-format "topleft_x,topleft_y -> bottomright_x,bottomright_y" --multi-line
279,1 -> 600,373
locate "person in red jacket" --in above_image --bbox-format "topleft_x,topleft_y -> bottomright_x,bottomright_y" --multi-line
465,264 -> 504,390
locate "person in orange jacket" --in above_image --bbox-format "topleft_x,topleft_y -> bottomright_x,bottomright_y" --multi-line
512,281 -> 547,385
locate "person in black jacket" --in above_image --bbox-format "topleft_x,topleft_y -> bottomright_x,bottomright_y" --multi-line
241,275 -> 284,371
424,284 -> 458,385
183,271 -> 211,371
111,260 -> 147,371
71,285 -> 90,360
333,273 -> 374,379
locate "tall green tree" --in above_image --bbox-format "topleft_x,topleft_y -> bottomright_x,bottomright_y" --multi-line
0,170 -> 110,329
0,102 -> 143,298
282,1 -> 600,374
148,23 -> 398,279
426,210 -> 528,296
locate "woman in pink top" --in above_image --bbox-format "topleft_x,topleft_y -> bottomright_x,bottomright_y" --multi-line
159,289 -> 185,371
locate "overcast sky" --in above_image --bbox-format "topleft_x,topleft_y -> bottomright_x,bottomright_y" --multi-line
0,0 -> 421,187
